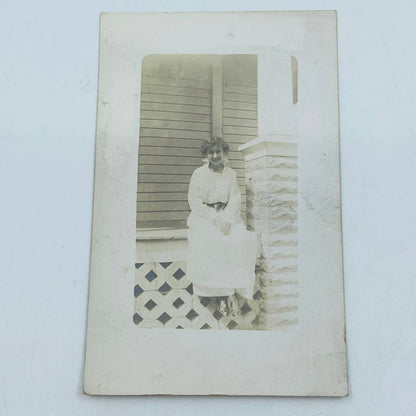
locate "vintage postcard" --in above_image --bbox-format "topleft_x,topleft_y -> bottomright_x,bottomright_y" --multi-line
84,11 -> 348,396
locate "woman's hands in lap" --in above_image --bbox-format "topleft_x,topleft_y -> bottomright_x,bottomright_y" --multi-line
222,222 -> 231,235
214,217 -> 231,235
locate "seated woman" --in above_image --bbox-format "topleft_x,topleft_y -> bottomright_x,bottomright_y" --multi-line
186,136 -> 257,316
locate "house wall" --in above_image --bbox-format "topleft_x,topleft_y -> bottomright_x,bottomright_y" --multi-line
136,55 -> 257,229
222,55 -> 258,220
137,56 -> 212,229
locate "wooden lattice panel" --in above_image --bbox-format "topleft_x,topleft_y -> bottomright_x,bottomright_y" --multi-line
134,261 -> 263,330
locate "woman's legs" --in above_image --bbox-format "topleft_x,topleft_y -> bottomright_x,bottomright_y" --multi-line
217,296 -> 229,315
227,294 -> 239,316
197,295 -> 236,316
215,294 -> 240,316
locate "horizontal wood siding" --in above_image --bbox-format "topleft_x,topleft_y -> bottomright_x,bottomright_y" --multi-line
137,192 -> 247,204
222,56 -> 258,221
138,174 -> 246,187
137,58 -> 212,229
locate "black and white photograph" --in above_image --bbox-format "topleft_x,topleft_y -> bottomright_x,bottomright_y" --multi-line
134,54 -> 298,330
84,11 -> 347,396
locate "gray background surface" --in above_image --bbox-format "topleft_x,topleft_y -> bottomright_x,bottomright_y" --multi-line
1,1 -> 415,415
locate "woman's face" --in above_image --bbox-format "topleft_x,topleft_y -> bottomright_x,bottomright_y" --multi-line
207,146 -> 224,166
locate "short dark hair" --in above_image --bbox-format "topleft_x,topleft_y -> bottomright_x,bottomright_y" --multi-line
200,136 -> 230,156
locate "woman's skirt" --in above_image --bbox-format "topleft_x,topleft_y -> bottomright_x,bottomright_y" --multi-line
186,215 -> 258,299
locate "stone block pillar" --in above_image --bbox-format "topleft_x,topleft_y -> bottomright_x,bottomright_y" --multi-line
239,51 -> 298,329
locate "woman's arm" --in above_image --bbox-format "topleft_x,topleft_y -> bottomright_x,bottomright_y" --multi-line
188,169 -> 217,222
222,170 -> 241,223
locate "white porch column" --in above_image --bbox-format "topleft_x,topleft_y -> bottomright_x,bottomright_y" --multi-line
257,51 -> 297,141
239,51 -> 298,330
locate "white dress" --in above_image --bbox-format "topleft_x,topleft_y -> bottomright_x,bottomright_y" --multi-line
187,164 -> 257,298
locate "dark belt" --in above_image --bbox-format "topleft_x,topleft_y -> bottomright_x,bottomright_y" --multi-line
204,202 -> 228,211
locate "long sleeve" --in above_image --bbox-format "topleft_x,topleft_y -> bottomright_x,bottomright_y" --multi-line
222,170 -> 241,223
188,169 -> 218,222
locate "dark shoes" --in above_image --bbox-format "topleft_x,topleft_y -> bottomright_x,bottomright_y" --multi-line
227,295 -> 239,316
218,297 -> 229,315
217,295 -> 239,316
